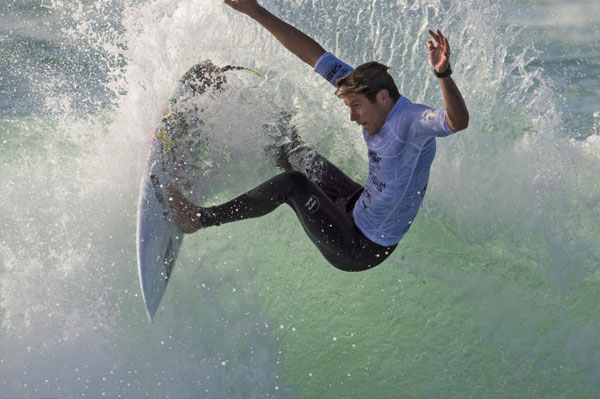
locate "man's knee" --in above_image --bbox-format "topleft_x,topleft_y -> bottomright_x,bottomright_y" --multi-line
272,171 -> 314,207
286,170 -> 309,184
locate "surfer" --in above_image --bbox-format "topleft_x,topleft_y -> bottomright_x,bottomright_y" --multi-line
167,0 -> 469,271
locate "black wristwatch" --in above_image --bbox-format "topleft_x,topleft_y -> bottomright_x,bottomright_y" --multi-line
434,63 -> 452,78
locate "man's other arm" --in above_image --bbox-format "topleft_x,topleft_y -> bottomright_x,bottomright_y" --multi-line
427,29 -> 469,132
438,75 -> 469,132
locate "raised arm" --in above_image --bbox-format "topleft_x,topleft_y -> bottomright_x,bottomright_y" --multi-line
223,0 -> 326,68
427,29 -> 469,132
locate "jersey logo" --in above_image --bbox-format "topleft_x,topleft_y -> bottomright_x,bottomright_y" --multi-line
326,64 -> 350,83
326,64 -> 341,81
304,195 -> 320,213
369,173 -> 386,192
422,110 -> 436,121
369,150 -> 382,166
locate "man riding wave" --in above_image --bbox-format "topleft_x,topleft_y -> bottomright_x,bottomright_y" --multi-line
167,0 -> 469,271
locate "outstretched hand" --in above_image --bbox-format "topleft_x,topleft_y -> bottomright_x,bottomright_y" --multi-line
223,0 -> 261,15
427,29 -> 450,74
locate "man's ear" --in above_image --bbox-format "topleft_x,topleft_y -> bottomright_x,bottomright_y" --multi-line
377,89 -> 391,104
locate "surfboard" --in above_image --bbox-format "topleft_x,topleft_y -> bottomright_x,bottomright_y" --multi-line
136,130 -> 184,322
136,63 -> 209,322
136,62 -> 264,322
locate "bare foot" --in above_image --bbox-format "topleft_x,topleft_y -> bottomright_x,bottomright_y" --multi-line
166,186 -> 203,234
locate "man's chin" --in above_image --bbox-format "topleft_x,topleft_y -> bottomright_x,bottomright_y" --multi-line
364,126 -> 377,135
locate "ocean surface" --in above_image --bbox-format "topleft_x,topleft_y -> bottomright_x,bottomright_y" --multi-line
1,0 -> 599,398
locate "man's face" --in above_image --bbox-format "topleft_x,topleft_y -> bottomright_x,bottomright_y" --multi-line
343,92 -> 391,135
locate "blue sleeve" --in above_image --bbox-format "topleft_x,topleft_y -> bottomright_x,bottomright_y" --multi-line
314,52 -> 354,87
414,107 -> 455,138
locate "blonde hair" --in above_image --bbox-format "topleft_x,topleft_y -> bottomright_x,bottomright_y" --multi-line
335,61 -> 400,103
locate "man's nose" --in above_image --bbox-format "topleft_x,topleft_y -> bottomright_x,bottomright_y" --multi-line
350,109 -> 357,121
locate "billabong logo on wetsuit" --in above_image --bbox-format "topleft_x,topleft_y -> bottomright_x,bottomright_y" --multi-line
305,195 -> 320,213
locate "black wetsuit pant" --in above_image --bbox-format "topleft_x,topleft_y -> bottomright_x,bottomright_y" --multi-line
199,150 -> 397,271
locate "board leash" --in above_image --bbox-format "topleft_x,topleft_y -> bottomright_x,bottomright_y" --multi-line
222,65 -> 264,78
